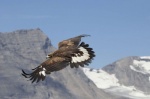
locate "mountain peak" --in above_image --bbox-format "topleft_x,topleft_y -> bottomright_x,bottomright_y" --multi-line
83,56 -> 150,99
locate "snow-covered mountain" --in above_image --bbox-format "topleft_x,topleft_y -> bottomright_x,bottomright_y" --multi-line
1,28 -> 149,99
83,56 -> 150,99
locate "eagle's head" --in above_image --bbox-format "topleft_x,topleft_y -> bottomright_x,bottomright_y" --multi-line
46,52 -> 54,59
46,54 -> 52,59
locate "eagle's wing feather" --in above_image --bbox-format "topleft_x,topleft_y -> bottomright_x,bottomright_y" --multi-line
22,57 -> 69,83
58,34 -> 90,49
69,42 -> 95,68
45,58 -> 69,72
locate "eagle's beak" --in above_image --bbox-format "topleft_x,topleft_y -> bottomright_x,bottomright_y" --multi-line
46,55 -> 49,59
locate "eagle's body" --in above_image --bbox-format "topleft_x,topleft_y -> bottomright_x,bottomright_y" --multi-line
22,34 -> 95,83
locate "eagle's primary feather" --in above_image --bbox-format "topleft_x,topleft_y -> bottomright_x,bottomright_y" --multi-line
22,34 -> 95,83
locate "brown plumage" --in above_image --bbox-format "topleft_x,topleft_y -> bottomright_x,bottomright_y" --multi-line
22,34 -> 95,83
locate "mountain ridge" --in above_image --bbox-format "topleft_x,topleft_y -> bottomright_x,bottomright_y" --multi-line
84,56 -> 150,99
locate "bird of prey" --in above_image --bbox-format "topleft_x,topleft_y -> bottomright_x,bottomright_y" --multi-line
22,34 -> 95,83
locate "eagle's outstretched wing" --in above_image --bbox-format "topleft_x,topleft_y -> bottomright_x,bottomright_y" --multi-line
22,57 -> 69,83
22,34 -> 95,83
58,34 -> 90,49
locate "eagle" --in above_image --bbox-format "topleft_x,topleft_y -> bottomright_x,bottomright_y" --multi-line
22,34 -> 95,83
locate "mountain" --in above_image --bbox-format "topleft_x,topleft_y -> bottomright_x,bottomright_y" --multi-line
0,28 -> 123,99
83,56 -> 150,99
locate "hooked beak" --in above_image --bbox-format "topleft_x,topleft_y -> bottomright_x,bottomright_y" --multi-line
46,55 -> 49,59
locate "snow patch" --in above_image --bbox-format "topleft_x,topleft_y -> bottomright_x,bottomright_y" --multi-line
140,56 -> 150,60
129,90 -> 148,97
83,67 -> 150,99
83,68 -> 120,89
106,85 -> 150,99
130,65 -> 148,74
131,60 -> 150,74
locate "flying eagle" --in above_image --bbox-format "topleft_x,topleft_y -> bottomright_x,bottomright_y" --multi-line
22,34 -> 95,83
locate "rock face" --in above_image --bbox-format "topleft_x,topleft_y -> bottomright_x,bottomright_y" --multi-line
0,29 -> 118,99
83,56 -> 150,99
102,56 -> 150,94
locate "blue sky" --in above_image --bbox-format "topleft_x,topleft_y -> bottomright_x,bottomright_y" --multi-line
0,0 -> 150,68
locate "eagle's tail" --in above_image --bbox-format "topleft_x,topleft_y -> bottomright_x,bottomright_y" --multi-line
70,42 -> 95,68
